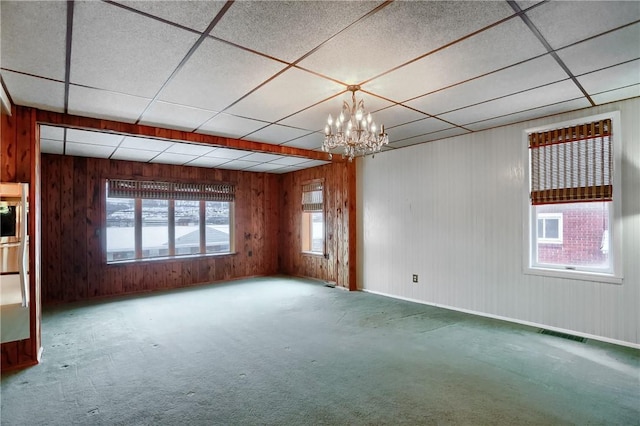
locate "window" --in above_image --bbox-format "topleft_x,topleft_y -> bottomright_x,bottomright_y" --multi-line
525,112 -> 622,282
106,179 -> 234,262
301,180 -> 324,254
536,212 -> 563,244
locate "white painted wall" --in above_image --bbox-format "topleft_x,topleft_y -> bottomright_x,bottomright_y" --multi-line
358,97 -> 640,346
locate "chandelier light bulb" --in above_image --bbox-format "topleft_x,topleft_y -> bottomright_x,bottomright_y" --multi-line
339,111 -> 345,123
327,114 -> 333,126
371,122 -> 376,133
367,113 -> 372,124
355,109 -> 363,122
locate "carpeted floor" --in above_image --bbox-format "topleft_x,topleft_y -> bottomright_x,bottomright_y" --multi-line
1,276 -> 639,425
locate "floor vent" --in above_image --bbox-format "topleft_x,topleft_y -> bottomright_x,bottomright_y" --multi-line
539,329 -> 587,343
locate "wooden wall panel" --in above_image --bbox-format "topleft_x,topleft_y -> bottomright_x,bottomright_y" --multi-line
40,154 -> 281,304
279,162 -> 356,290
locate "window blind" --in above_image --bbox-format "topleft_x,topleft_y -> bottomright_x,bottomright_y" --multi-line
529,119 -> 612,205
302,181 -> 323,212
108,179 -> 235,202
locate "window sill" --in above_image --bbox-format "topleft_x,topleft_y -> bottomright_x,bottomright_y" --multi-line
107,251 -> 237,265
524,266 -> 622,284
302,251 -> 326,258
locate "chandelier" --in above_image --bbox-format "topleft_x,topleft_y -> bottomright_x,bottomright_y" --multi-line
321,85 -> 389,161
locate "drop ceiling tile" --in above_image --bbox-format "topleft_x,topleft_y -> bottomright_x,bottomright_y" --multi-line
388,118 -> 452,142
113,1 -> 226,32
40,139 -> 64,155
464,98 -> 591,132
245,124 -> 311,145
120,136 -> 175,152
298,1 -> 515,83
139,101 -> 217,132
438,80 -> 586,126
159,37 -> 285,112
281,133 -> 324,151
66,129 -> 124,146
591,84 -> 640,105
280,92 -> 393,132
271,165 -> 306,174
164,143 -> 215,156
557,23 -> 640,77
184,156 -> 230,168
68,86 -> 151,123
269,156 -> 313,167
217,160 -> 260,170
525,1 -> 640,50
366,105 -> 427,130
1,71 -> 65,112
211,1 -> 377,62
71,1 -> 200,98
111,148 -> 160,162
197,113 -> 268,139
577,60 -> 640,96
407,55 -> 568,116
1,1 -> 67,80
368,18 -> 548,102
388,127 -> 471,148
243,163 -> 286,173
225,67 -> 344,123
40,126 -> 65,141
204,148 -> 247,160
65,142 -> 116,158
241,152 -> 284,163
297,160 -> 331,168
150,152 -> 198,165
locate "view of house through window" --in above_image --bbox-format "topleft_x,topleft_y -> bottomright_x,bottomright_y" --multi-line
106,180 -> 234,262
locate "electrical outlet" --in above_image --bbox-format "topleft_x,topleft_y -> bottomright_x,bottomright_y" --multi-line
412,274 -> 418,283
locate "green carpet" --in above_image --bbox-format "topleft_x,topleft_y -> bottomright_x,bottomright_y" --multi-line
2,276 -> 639,425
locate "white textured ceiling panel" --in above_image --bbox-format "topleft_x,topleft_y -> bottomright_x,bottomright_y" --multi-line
525,1 -> 640,50
0,1 -> 67,80
464,98 -> 591,132
367,17 -> 548,102
68,86 -> 151,124
71,1 -> 200,98
244,163 -> 287,173
159,37 -> 285,112
557,23 -> 640,77
40,126 -> 65,141
120,137 -> 174,152
185,156 -> 231,168
217,159 -> 260,171
139,101 -> 217,132
197,113 -> 268,139
111,148 -> 160,162
591,85 -> 640,105
298,0 -> 515,84
269,156 -> 313,167
204,148 -> 247,160
577,60 -> 640,96
388,118 -> 452,142
40,139 -> 64,155
240,152 -> 285,163
165,143 -> 215,156
212,1 -> 378,62
150,152 -> 199,165
1,71 -> 65,112
439,80 -> 585,126
406,55 -> 568,116
245,124 -> 311,145
281,133 -> 324,151
114,1 -> 226,32
66,129 -> 123,146
388,127 -> 470,149
225,67 -> 344,123
65,142 -> 116,159
365,105 -> 427,130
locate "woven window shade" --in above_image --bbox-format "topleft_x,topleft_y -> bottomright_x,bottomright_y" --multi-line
529,119 -> 612,205
108,179 -> 235,201
302,181 -> 323,212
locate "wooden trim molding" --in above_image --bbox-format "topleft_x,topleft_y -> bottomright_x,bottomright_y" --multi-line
35,110 -> 341,162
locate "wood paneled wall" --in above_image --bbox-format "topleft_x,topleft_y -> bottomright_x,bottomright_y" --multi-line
41,154 -> 281,303
1,106 -> 42,371
279,162 -> 357,290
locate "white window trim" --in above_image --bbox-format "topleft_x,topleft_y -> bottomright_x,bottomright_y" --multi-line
522,111 -> 623,284
536,213 -> 563,244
